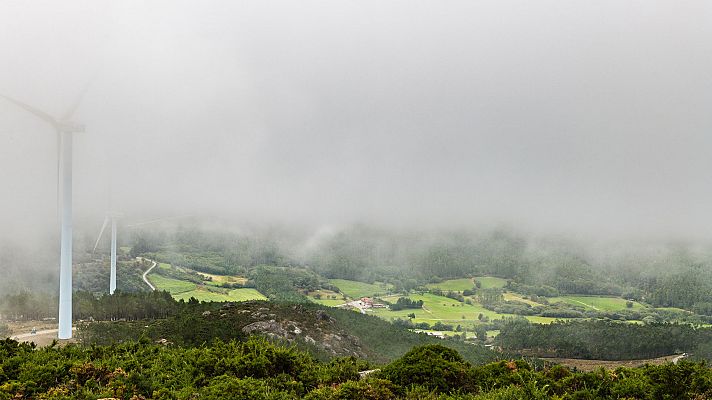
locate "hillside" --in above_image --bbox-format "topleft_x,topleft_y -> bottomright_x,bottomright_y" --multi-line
80,300 -> 498,365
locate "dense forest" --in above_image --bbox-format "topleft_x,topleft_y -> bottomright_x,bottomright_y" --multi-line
1,291 -> 180,322
496,319 -> 712,360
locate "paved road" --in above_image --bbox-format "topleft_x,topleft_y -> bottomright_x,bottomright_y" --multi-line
142,259 -> 157,291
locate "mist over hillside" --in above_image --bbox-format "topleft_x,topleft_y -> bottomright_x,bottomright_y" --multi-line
5,217 -> 712,308
3,3 -> 712,397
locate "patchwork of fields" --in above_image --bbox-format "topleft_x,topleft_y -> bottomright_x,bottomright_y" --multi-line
147,266 -> 266,303
148,264 -> 657,330
319,277 -> 660,330
372,292 -> 501,324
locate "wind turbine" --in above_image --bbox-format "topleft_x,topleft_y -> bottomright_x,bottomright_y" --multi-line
92,214 -> 195,295
92,214 -> 118,294
0,94 -> 86,339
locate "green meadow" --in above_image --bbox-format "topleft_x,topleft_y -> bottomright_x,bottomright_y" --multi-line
374,293 -> 503,324
172,288 -> 267,302
329,279 -> 392,299
426,278 -> 475,292
371,292 -> 571,327
549,295 -> 645,311
425,277 -> 508,292
473,276 -> 508,289
148,267 -> 266,302
307,289 -> 346,306
147,274 -> 196,294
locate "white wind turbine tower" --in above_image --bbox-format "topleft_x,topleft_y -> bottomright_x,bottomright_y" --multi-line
92,213 -> 119,294
0,94 -> 86,340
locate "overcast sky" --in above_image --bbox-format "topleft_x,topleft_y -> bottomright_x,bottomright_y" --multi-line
1,1 -> 711,243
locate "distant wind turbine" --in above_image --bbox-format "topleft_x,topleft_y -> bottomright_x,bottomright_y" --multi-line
92,214 -> 196,295
0,93 -> 86,340
92,214 -> 119,294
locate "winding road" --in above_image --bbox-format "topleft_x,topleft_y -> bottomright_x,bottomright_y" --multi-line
142,259 -> 157,291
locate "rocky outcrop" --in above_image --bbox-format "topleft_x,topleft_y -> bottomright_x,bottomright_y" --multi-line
216,302 -> 367,358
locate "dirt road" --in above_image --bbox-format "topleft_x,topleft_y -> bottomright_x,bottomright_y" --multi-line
10,327 -> 77,346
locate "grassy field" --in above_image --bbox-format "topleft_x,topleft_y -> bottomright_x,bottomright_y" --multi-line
156,262 -> 172,272
329,279 -> 392,299
524,316 -> 572,324
426,278 -> 475,292
149,263 -> 265,303
474,276 -> 508,289
307,289 -> 345,306
425,277 -> 508,292
310,298 -> 347,306
374,293 -> 503,324
148,274 -> 196,294
370,292 -> 572,327
173,288 -> 266,302
149,266 -> 265,302
549,296 -> 645,311
227,288 -> 267,301
194,271 -> 249,287
503,292 -> 540,306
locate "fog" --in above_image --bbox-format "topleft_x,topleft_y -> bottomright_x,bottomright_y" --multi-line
1,0 -> 712,249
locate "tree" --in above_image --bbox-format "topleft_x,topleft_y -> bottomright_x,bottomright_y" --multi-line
475,326 -> 487,342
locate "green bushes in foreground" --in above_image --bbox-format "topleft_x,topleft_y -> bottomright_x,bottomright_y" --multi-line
2,338 -> 712,399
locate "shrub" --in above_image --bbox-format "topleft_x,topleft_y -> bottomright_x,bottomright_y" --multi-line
380,344 -> 474,393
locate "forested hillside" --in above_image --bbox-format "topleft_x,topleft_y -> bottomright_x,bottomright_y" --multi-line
496,319 -> 712,360
127,224 -> 712,315
79,299 -> 497,365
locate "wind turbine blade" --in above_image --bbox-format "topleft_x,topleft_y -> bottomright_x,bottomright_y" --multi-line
61,80 -> 92,121
93,216 -> 110,254
125,214 -> 195,227
0,94 -> 59,128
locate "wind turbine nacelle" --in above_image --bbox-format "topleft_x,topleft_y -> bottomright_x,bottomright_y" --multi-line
59,122 -> 85,133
